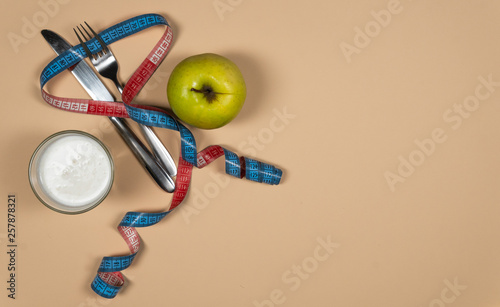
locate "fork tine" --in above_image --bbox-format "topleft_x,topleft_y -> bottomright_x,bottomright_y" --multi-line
80,24 -> 93,40
84,21 -> 109,53
77,24 -> 90,41
73,28 -> 93,59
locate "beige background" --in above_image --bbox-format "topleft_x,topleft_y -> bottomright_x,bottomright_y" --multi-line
1,0 -> 500,306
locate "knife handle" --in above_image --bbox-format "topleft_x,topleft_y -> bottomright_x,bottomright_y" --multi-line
108,116 -> 175,193
115,84 -> 177,178
137,124 -> 177,177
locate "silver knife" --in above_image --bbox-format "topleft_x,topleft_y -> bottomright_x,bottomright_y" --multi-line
43,29 -> 176,178
41,29 -> 175,193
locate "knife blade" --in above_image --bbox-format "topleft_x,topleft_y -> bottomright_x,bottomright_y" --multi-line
43,29 -> 177,178
41,30 -> 113,101
41,29 -> 175,193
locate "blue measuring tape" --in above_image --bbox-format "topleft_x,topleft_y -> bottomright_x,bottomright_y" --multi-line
40,13 -> 282,298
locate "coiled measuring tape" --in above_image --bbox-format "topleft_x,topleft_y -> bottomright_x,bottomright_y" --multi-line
39,13 -> 282,299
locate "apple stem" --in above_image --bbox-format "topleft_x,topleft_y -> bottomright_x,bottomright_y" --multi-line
190,88 -> 210,94
191,85 -> 218,103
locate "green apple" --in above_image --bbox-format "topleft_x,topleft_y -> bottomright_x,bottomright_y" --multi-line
166,53 -> 246,129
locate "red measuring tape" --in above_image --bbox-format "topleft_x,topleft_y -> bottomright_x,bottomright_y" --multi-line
40,14 -> 282,298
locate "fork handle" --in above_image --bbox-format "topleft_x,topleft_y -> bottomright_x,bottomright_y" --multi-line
108,116 -> 175,193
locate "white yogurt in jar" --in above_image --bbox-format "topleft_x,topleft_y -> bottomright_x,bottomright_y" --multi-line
34,133 -> 113,210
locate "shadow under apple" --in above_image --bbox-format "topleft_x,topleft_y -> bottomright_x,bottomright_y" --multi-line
223,52 -> 268,126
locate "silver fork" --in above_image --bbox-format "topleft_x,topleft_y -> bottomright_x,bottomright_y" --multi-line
74,22 -> 177,177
